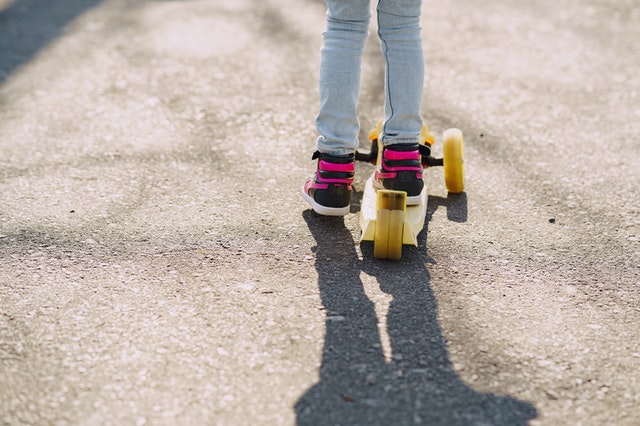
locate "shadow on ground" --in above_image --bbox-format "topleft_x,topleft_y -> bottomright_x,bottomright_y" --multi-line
0,0 -> 104,84
296,204 -> 536,425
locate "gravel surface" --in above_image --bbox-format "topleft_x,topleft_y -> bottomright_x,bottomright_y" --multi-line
1,0 -> 639,425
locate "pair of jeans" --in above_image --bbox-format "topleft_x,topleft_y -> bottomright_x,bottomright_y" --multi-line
316,0 -> 424,156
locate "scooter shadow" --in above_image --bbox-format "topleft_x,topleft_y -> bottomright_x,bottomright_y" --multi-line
428,191 -> 468,223
296,209 -> 536,425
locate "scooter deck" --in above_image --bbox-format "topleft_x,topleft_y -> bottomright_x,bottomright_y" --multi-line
359,176 -> 428,247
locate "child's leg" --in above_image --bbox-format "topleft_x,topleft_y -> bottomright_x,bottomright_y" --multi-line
372,0 -> 425,204
304,1 -> 370,216
316,0 -> 372,156
376,0 -> 424,146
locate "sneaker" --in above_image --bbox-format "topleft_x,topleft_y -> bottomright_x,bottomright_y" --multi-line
373,143 -> 424,205
302,151 -> 355,216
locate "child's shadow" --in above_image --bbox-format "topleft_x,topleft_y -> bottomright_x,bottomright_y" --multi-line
296,208 -> 536,425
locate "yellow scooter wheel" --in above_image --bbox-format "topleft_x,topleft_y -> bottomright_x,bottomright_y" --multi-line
443,128 -> 465,193
373,209 -> 391,259
373,208 -> 404,260
387,210 -> 404,260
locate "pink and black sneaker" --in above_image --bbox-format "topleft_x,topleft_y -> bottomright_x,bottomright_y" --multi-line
373,143 -> 424,205
302,151 -> 355,216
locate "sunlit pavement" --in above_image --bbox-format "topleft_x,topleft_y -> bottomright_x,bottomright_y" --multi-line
1,0 -> 639,425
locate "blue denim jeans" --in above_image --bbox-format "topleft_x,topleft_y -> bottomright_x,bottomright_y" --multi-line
316,0 -> 424,155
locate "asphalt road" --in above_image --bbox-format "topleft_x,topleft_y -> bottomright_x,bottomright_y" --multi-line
1,0 -> 639,425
